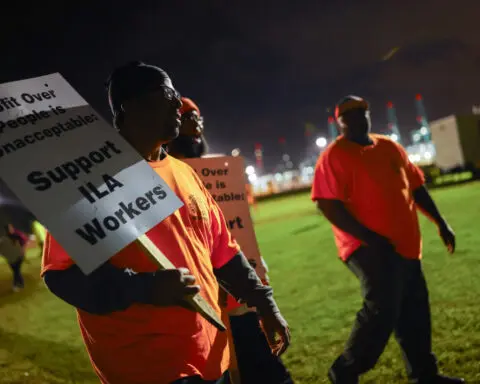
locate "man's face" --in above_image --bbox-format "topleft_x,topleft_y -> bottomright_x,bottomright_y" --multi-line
339,108 -> 371,137
122,85 -> 182,147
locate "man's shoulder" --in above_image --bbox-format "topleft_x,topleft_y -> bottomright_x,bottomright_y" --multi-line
168,155 -> 196,173
372,134 -> 406,154
151,155 -> 198,178
321,137 -> 351,159
164,156 -> 207,194
373,133 -> 399,146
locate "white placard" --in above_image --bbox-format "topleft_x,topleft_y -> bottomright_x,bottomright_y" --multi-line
0,73 -> 183,274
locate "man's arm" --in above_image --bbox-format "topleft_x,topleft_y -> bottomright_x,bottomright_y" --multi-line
412,185 -> 445,225
44,263 -> 199,315
214,251 -> 290,356
317,199 -> 372,243
393,141 -> 456,254
214,251 -> 278,315
316,199 -> 393,250
413,185 -> 456,253
43,263 -> 156,315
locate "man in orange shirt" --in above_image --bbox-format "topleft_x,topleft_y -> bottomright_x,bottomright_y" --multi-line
42,61 -> 290,384
312,95 -> 463,384
167,97 -> 293,384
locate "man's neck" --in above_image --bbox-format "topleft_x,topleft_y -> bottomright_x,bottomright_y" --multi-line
346,134 -> 373,146
145,146 -> 167,162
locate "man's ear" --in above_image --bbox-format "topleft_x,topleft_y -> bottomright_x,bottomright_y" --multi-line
113,111 -> 124,132
336,115 -> 345,128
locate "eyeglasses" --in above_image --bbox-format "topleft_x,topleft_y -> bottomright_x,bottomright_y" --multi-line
161,86 -> 181,101
121,86 -> 181,111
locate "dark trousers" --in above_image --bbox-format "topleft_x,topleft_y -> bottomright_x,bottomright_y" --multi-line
329,247 -> 438,383
229,311 -> 294,384
9,256 -> 24,288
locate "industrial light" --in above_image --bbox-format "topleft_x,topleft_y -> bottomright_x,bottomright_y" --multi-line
316,137 -> 327,148
245,166 -> 255,175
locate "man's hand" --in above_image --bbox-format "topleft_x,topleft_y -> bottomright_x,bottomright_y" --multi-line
150,268 -> 201,307
438,220 -> 456,254
260,311 -> 291,356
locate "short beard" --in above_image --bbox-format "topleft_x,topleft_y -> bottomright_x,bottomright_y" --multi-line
168,134 -> 208,159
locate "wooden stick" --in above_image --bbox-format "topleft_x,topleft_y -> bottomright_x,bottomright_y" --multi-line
135,234 -> 226,331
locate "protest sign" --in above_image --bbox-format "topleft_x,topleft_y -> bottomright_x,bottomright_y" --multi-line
0,73 -> 225,330
183,156 -> 263,278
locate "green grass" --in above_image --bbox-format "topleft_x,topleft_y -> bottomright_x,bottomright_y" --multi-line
1,182 -> 480,383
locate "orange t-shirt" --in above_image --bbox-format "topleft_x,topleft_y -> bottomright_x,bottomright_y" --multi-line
42,155 -> 240,384
311,134 -> 425,261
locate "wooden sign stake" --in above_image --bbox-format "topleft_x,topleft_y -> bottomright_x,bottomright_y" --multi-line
135,234 -> 226,331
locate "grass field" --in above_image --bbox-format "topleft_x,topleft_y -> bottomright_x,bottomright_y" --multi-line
1,182 -> 479,383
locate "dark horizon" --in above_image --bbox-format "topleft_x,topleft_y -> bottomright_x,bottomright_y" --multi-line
3,1 -> 480,170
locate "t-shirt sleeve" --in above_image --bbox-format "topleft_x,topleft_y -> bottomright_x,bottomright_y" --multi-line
406,161 -> 425,190
190,170 -> 241,269
311,148 -> 349,202
41,232 -> 75,276
394,142 -> 426,190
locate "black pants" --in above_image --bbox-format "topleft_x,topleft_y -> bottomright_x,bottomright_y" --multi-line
9,256 -> 24,288
229,311 -> 294,384
329,247 -> 438,383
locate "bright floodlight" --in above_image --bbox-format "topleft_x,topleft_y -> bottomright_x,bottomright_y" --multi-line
413,133 -> 421,142
424,151 -> 432,160
409,154 -> 421,163
316,137 -> 327,148
391,133 -> 398,142
245,165 -> 255,175
232,148 -> 240,156
420,126 -> 428,135
248,174 -> 257,183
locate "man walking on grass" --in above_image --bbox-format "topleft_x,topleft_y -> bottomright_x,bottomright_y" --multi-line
311,95 -> 464,383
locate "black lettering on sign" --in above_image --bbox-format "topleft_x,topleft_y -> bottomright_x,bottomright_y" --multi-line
74,184 -> 170,245
211,192 -> 245,203
103,216 -> 120,231
201,168 -> 229,177
27,141 -> 123,192
118,201 -> 141,219
136,197 -> 150,211
75,218 -> 107,245
227,216 -> 244,230
20,90 -> 57,104
0,97 -> 21,113
78,174 -> 124,203
153,186 -> 167,199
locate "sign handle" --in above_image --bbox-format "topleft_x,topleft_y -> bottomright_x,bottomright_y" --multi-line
135,234 -> 226,331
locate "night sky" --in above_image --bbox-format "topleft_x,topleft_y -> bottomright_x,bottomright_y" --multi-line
3,1 -> 480,170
